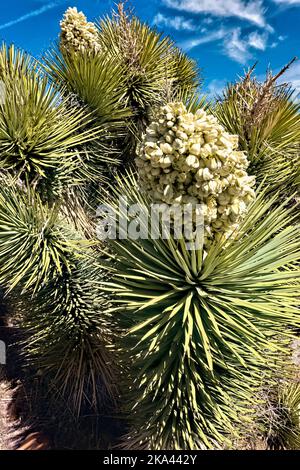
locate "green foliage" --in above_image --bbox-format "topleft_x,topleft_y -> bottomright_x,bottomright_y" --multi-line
0,180 -> 117,413
99,173 -> 300,449
0,45 -> 104,193
171,48 -> 201,98
19,259 -> 117,414
0,42 -> 34,80
0,180 -> 79,293
45,48 -> 131,129
214,65 -> 300,195
97,5 -> 199,114
45,45 -> 132,173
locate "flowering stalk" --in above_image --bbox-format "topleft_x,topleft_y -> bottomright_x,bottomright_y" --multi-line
136,102 -> 256,246
60,7 -> 100,55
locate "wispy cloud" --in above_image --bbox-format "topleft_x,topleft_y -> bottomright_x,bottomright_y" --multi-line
180,28 -> 227,51
181,26 -> 271,64
247,31 -> 268,50
272,0 -> 300,5
224,29 -> 270,63
153,12 -> 196,30
0,1 -> 64,31
163,0 -> 267,27
268,34 -> 285,49
223,28 -> 251,63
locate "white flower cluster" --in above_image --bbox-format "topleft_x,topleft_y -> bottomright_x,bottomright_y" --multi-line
60,7 -> 100,55
136,102 -> 256,246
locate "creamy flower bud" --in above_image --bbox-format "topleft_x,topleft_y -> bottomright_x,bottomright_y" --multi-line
189,143 -> 201,156
160,143 -> 173,154
176,130 -> 188,141
202,168 -> 213,181
185,155 -> 200,169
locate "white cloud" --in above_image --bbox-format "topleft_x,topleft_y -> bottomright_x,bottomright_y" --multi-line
247,31 -> 268,50
225,29 -> 270,63
273,0 -> 300,5
223,28 -> 252,63
181,26 -> 271,64
270,35 -> 286,48
180,28 -> 227,51
163,0 -> 267,27
0,1 -> 63,31
153,12 -> 196,30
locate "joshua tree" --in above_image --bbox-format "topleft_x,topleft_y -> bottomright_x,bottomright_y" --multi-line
0,2 -> 299,450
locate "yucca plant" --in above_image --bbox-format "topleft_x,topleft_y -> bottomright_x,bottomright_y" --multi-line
45,45 -> 132,175
18,259 -> 117,414
97,3 -> 200,157
46,3 -> 200,164
0,180 -> 117,413
0,44 -> 108,197
97,4 -> 199,113
45,48 -> 131,130
215,61 -> 300,195
0,2 -> 299,451
0,179 -> 78,293
0,42 -> 33,79
98,173 -> 300,449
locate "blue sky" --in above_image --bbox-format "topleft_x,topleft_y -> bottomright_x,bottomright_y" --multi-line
0,0 -> 299,96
